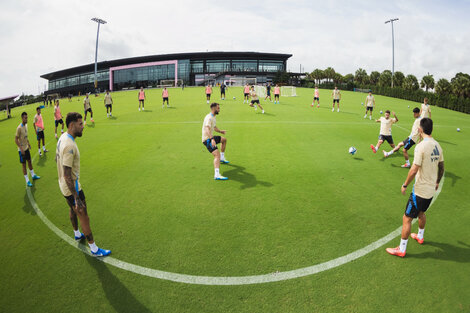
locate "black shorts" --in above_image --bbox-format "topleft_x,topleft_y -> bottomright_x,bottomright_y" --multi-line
163,97 -> 168,102
55,119 -> 64,127
314,97 -> 319,101
244,93 -> 249,98
85,108 -> 92,114
221,91 -> 225,95
105,104 -> 112,109
139,99 -> 144,103
251,100 -> 260,104
274,94 -> 280,98
36,130 -> 44,141
379,135 -> 394,144
203,136 -> 221,153
333,99 -> 340,103
206,94 -> 211,99
19,149 -> 31,164
366,106 -> 374,111
402,137 -> 415,150
405,191 -> 432,218
64,190 -> 86,208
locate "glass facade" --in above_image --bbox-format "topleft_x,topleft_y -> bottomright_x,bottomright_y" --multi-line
113,64 -> 176,89
48,69 -> 108,90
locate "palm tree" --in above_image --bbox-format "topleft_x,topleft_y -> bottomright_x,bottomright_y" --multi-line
435,78 -> 452,96
393,71 -> 405,88
323,67 -> 336,84
333,73 -> 343,85
403,74 -> 419,91
369,71 -> 380,85
420,74 -> 435,91
343,73 -> 355,84
311,69 -> 324,85
378,70 -> 392,87
451,73 -> 470,98
354,68 -> 368,85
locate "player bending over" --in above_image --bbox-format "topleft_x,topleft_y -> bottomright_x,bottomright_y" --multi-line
15,112 -> 41,187
312,86 -> 320,108
34,107 -> 48,156
383,107 -> 422,168
54,100 -> 64,139
104,90 -> 113,117
364,91 -> 375,120
56,112 -> 111,256
162,87 -> 169,108
202,103 -> 229,180
331,86 -> 341,112
386,118 -> 444,257
371,110 -> 398,153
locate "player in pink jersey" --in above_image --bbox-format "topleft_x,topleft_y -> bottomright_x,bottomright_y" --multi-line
312,86 -> 320,108
33,107 -> 48,156
205,84 -> 212,104
138,87 -> 146,111
274,84 -> 280,104
54,100 -> 64,139
243,83 -> 251,104
162,87 -> 169,108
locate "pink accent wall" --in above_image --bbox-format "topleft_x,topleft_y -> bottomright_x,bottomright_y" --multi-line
109,60 -> 178,91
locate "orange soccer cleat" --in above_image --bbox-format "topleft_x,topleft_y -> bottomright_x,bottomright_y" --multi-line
386,246 -> 406,258
410,233 -> 424,244
370,144 -> 377,153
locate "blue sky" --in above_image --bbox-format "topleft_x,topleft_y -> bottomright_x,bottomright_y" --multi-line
1,0 -> 469,95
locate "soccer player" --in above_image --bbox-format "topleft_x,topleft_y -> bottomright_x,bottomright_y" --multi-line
220,83 -> 227,100
138,87 -> 145,111
83,93 -> 94,124
202,103 -> 229,180
56,112 -> 111,257
383,107 -> 422,168
364,91 -> 375,120
243,83 -> 250,104
265,83 -> 272,101
421,97 -> 432,118
33,107 -> 48,156
205,84 -> 212,104
249,86 -> 265,114
54,100 -> 64,139
15,112 -> 41,187
104,90 -> 113,117
162,87 -> 169,108
274,84 -> 280,104
311,85 -> 320,108
331,86 -> 341,112
370,110 -> 398,153
386,118 -> 444,257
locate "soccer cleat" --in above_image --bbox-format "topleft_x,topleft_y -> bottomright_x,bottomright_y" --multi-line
401,163 -> 411,168
142,108 -> 144,111
364,114 -> 367,119
39,151 -> 42,156
411,233 -> 424,244
84,121 -> 87,125
61,130 -> 64,134
386,246 -> 406,258
332,108 -> 335,112
91,248 -> 111,257
337,109 -> 340,112
214,175 -> 228,180
55,134 -> 58,139
311,103 -> 314,107
370,144 -> 377,153
32,174 -> 41,180
26,181 -> 33,187
220,159 -> 230,164
91,118 -> 94,122
43,149 -> 49,153
383,150 -> 388,158
317,105 -> 320,108
139,108 -> 141,111
369,116 -> 372,120
74,233 -> 85,241
262,110 -> 265,114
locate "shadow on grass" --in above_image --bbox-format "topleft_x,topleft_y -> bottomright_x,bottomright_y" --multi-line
259,112 -> 276,116
379,152 -> 402,162
141,109 -> 153,112
163,106 -> 176,109
222,163 -> 273,190
353,157 -> 364,161
109,116 -> 118,120
436,139 -> 457,146
86,122 -> 95,128
445,171 -> 462,187
408,241 -> 470,263
36,151 -> 48,167
85,255 -> 152,313
23,186 -> 37,215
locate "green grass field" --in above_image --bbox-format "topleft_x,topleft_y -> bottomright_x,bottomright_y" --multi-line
1,87 -> 469,312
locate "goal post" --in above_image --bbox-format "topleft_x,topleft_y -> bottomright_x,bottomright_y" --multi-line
226,77 -> 257,87
254,85 -> 266,98
280,86 -> 297,97
158,79 -> 184,88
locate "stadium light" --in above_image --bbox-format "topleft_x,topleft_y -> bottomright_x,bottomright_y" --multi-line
385,18 -> 399,88
91,18 -> 107,91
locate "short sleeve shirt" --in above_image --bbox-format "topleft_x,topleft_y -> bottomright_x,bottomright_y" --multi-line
56,133 -> 81,197
84,98 -> 91,110
409,117 -> 422,142
421,104 -> 431,118
202,113 -> 216,142
104,94 -> 113,104
413,138 -> 444,199
332,89 -> 341,99
16,123 -> 29,151
379,117 -> 397,136
366,95 -> 375,107
250,90 -> 259,101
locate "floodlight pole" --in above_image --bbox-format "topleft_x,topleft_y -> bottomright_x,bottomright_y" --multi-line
385,18 -> 399,88
91,18 -> 107,91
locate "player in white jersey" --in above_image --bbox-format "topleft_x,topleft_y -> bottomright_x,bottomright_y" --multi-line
420,97 -> 432,118
202,103 -> 229,180
331,86 -> 341,112
386,118 -> 444,257
370,110 -> 398,153
249,86 -> 265,114
364,91 -> 375,120
383,107 -> 422,168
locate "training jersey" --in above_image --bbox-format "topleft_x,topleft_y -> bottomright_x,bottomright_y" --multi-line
56,133 -> 81,197
314,89 -> 319,98
332,89 -> 341,99
84,97 -> 91,110
366,95 -> 375,107
205,86 -> 212,95
250,90 -> 259,101
34,114 -> 44,131
409,117 -> 422,142
244,86 -> 250,94
413,137 -> 444,199
54,106 -> 62,120
162,89 -> 169,98
104,93 -> 113,105
202,113 -> 216,142
274,87 -> 280,95
138,90 -> 145,100
421,103 -> 431,118
379,117 -> 397,136
266,85 -> 272,93
16,123 -> 29,151
220,84 -> 226,92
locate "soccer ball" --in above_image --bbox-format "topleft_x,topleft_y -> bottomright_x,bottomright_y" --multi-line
361,102 -> 364,106
349,146 -> 357,155
380,110 -> 383,114
233,96 -> 236,100
457,128 -> 461,132
408,105 -> 410,108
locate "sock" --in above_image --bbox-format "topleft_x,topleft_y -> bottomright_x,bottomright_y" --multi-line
399,239 -> 408,253
214,168 -> 220,176
43,145 -> 46,151
30,169 -> 35,177
417,228 -> 425,239
406,159 -> 410,165
74,229 -> 81,237
375,145 -> 379,151
89,242 -> 98,253
221,152 -> 225,160
38,148 -> 41,154
24,175 -> 29,183
387,150 -> 394,156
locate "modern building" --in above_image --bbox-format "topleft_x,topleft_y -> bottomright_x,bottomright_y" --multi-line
41,51 -> 292,96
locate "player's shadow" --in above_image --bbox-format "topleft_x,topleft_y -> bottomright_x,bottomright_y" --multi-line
164,106 -> 176,109
223,163 -> 273,190
436,139 -> 457,146
408,241 -> 470,263
353,157 -> 364,161
258,112 -> 275,116
86,123 -> 95,128
109,116 -> 118,120
85,255 -> 152,313
23,187 -> 37,215
142,109 -> 153,112
445,171 -> 462,187
36,152 -> 48,167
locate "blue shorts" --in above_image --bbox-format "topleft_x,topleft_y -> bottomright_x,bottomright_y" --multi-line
403,137 -> 415,150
